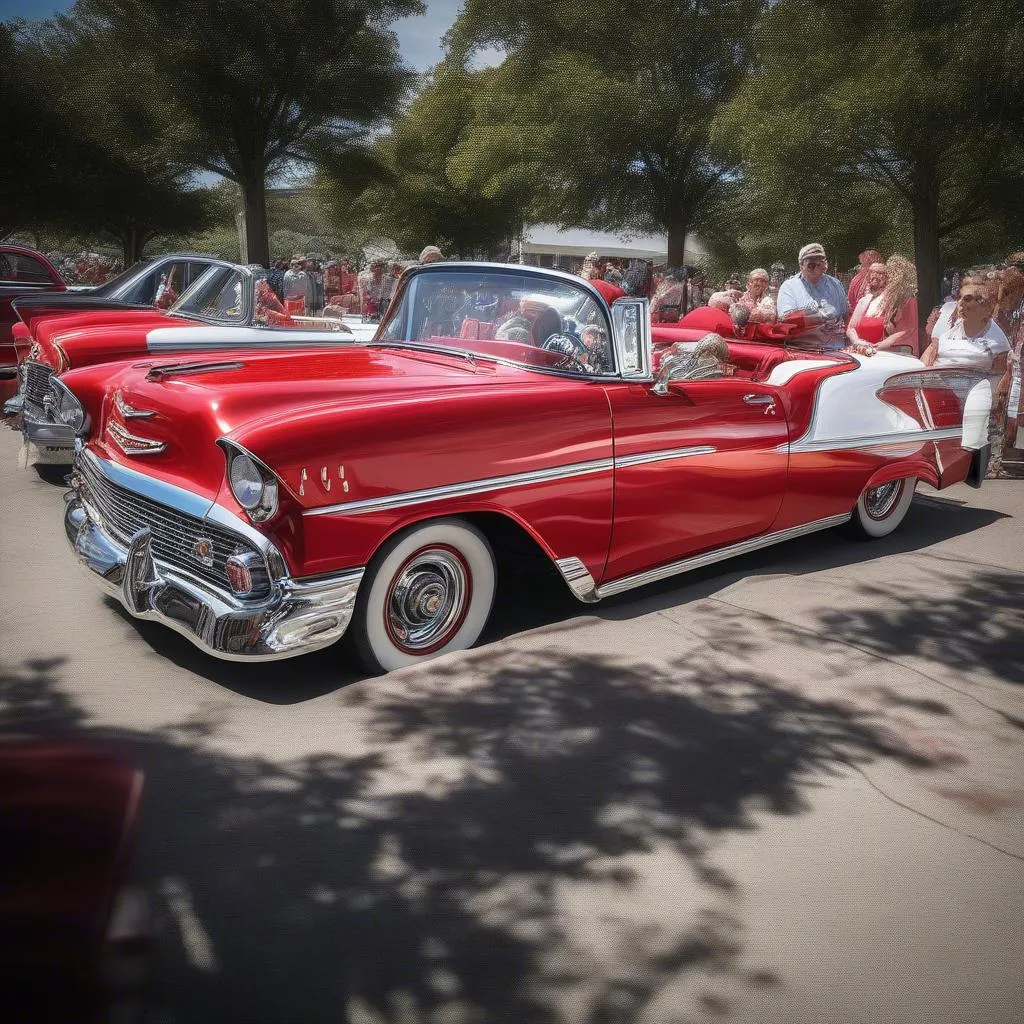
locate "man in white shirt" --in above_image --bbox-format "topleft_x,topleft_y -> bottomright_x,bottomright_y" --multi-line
776,242 -> 850,350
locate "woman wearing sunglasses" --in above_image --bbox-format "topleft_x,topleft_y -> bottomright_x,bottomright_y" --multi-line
921,273 -> 1011,476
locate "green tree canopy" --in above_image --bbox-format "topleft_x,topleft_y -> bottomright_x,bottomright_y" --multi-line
714,0 -> 1024,317
69,0 -> 423,265
348,63 -> 530,258
0,20 -> 212,259
445,0 -> 763,264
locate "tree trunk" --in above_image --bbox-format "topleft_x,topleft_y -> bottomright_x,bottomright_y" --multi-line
120,224 -> 145,266
666,220 -> 690,267
912,168 -> 942,331
241,172 -> 270,267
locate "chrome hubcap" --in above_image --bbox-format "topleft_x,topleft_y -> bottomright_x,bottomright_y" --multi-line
865,480 -> 903,520
386,548 -> 469,652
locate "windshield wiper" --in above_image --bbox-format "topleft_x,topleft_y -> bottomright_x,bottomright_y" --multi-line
368,341 -> 491,368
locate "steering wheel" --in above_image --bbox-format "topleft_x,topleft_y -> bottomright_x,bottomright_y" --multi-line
540,334 -> 589,374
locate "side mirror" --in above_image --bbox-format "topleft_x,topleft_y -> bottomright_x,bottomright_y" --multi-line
611,297 -> 652,379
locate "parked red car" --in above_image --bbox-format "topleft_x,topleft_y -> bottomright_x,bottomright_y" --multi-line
61,263 -> 992,673
7,263 -> 366,464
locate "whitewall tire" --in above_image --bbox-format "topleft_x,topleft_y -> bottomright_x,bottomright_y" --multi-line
848,477 -> 917,539
352,518 -> 496,674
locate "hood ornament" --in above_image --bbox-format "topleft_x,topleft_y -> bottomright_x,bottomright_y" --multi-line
107,420 -> 165,456
114,389 -> 156,420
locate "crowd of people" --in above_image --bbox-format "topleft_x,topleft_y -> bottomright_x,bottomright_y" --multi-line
636,242 -> 1022,479
52,252 -> 124,286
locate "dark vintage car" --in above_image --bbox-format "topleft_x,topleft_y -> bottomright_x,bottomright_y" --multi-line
0,246 -> 67,391
59,262 -> 993,674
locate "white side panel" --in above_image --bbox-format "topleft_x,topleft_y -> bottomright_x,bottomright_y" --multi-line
764,359 -> 836,386
961,378 -> 993,451
798,352 -> 928,445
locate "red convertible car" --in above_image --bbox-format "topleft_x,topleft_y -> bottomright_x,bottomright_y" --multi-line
7,262 -> 366,464
61,263 -> 993,673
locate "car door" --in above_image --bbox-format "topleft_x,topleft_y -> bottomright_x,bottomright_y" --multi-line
601,376 -> 790,584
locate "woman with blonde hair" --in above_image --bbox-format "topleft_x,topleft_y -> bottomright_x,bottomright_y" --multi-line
874,254 -> 919,353
846,261 -> 888,352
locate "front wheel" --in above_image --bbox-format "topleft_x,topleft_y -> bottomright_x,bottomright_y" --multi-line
847,476 -> 917,540
351,518 -> 496,674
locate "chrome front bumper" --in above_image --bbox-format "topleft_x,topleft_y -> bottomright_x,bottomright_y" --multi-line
64,491 -> 364,662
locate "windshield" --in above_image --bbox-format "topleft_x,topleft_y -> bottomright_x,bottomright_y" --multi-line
169,265 -> 247,324
376,268 -> 615,375
92,259 -> 153,297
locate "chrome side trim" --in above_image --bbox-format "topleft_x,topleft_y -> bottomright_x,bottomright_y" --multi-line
614,445 -> 716,469
785,426 -> 961,454
596,512 -> 852,599
305,456 -> 615,517
555,556 -> 598,604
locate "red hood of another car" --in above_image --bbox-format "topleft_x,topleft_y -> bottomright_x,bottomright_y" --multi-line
30,311 -> 183,370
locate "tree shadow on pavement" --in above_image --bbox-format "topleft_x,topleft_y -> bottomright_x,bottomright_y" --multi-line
0,648 -> 954,1024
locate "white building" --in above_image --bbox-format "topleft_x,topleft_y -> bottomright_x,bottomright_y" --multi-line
516,224 -> 707,268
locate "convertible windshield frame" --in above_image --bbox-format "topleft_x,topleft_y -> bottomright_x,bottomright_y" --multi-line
375,263 -> 619,380
167,265 -> 253,327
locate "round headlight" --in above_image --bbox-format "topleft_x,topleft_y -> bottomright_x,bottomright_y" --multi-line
229,453 -> 264,509
50,381 -> 85,432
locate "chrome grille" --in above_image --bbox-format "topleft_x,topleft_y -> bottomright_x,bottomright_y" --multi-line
78,455 -> 270,598
22,361 -> 53,409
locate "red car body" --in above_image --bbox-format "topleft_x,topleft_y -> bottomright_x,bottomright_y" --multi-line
60,263 -> 990,674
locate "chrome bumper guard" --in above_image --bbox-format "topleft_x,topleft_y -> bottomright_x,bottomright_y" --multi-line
64,483 -> 364,662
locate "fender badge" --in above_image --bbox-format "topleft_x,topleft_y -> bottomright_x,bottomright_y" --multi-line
114,389 -> 156,419
192,537 -> 215,567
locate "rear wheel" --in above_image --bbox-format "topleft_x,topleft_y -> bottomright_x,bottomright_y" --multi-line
847,477 -> 916,539
351,518 -> 496,674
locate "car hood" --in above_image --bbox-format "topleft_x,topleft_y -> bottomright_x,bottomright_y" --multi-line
92,344 -> 521,501
30,311 -> 177,369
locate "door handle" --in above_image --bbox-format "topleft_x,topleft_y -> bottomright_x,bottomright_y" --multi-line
743,393 -> 777,415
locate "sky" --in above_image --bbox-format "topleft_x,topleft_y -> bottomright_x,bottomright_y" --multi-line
0,0 -> 488,72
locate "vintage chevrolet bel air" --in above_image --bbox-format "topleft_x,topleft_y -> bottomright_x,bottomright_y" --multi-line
61,263 -> 993,673
6,263 -> 373,463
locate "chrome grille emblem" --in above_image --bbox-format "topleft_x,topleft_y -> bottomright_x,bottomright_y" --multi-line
192,537 -> 215,567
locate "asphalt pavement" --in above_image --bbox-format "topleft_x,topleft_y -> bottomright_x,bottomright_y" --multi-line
1,425 -> 1022,1024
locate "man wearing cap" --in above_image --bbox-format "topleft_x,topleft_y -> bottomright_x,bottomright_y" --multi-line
776,243 -> 850,350
419,246 -> 444,264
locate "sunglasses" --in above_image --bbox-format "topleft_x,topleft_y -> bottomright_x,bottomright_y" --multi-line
802,260 -> 826,269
